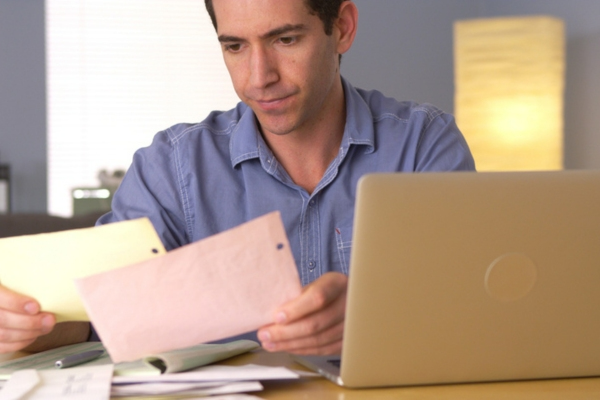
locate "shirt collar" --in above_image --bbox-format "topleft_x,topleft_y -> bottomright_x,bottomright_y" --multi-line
340,76 -> 375,155
229,104 -> 273,169
229,76 -> 375,168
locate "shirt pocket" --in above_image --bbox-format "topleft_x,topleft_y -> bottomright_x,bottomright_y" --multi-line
334,224 -> 353,275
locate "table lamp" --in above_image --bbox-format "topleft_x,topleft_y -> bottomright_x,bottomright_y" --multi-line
454,16 -> 565,171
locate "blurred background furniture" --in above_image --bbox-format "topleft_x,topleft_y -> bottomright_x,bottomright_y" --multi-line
0,211 -> 104,239
0,164 -> 10,214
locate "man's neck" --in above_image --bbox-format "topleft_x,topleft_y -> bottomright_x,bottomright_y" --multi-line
262,91 -> 346,195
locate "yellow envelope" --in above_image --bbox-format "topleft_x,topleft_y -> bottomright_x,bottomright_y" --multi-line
0,218 -> 166,322
75,211 -> 302,363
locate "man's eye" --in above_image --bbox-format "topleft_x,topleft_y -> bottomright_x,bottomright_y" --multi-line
278,37 -> 296,45
224,43 -> 242,52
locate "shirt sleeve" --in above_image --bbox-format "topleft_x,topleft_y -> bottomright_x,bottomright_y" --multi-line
414,108 -> 476,172
96,129 -> 189,251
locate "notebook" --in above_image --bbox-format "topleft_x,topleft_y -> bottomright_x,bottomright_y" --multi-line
294,170 -> 600,388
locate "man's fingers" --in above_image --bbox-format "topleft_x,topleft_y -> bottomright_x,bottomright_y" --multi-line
258,272 -> 348,355
0,286 -> 40,315
262,289 -> 345,342
275,272 -> 348,324
0,311 -> 56,354
0,311 -> 55,337
286,339 -> 343,356
0,339 -> 38,354
261,319 -> 344,355
0,324 -> 45,344
0,285 -> 56,353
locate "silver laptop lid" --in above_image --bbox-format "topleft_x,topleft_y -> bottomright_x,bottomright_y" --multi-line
340,170 -> 600,388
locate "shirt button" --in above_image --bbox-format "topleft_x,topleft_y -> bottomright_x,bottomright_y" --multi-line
308,260 -> 316,270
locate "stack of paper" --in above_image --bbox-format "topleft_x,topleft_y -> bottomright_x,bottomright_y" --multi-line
0,365 -> 114,400
0,341 -> 304,398
0,363 -> 299,398
110,364 -> 299,397
0,341 -> 262,378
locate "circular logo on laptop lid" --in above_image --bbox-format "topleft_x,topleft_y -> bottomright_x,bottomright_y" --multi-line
484,253 -> 538,302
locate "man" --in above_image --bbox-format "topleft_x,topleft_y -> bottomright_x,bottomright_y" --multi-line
0,0 -> 475,355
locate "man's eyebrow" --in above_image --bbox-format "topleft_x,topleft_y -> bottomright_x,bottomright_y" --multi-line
218,34 -> 244,43
261,24 -> 306,39
218,24 -> 306,43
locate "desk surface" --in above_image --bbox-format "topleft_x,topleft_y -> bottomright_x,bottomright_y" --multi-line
222,350 -> 600,400
3,348 -> 600,399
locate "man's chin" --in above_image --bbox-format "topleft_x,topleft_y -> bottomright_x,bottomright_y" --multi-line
260,125 -> 296,137
254,115 -> 298,137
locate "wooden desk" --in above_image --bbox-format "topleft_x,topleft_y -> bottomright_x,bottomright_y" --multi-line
3,349 -> 600,399
224,350 -> 600,400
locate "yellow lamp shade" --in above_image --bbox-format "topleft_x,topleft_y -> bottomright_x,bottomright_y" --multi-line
454,16 -> 565,171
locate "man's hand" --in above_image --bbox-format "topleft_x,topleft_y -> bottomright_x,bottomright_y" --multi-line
0,285 -> 56,353
257,272 -> 347,355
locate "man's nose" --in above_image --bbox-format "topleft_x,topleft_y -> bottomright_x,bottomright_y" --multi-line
249,46 -> 278,88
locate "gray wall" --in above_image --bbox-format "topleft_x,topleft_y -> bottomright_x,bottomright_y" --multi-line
0,0 -> 47,213
344,0 -> 483,113
1,0 -> 600,213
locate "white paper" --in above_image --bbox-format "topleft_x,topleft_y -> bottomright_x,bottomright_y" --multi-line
111,364 -> 298,384
189,396 -> 264,400
0,365 -> 113,400
0,370 -> 40,400
110,381 -> 263,397
0,343 -> 109,380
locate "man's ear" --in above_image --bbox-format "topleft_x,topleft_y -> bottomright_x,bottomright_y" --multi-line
334,1 -> 359,56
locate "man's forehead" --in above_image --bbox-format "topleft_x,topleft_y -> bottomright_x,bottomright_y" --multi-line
211,0 -> 309,10
212,0 -> 314,34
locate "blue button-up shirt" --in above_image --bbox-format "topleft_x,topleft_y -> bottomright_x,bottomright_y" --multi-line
98,77 -> 475,286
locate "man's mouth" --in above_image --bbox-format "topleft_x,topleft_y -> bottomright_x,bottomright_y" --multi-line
253,94 -> 294,112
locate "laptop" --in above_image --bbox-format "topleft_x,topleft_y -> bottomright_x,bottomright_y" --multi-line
294,170 -> 600,388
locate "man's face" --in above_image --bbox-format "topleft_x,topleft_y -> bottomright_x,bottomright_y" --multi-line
213,0 -> 342,138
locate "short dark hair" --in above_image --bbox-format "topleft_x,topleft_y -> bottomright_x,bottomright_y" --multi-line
204,0 -> 348,35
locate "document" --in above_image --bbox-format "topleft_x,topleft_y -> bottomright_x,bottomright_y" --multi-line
110,364 -> 298,397
111,364 -> 300,384
0,218 -> 166,322
0,365 -> 113,400
0,343 -> 301,399
110,380 -> 263,397
141,339 -> 259,374
0,343 -> 107,380
0,340 -> 260,379
76,211 -> 302,362
0,344 -> 299,399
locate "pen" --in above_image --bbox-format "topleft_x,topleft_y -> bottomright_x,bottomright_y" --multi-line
55,350 -> 105,369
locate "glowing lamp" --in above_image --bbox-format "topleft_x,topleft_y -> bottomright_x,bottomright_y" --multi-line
454,16 -> 565,171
